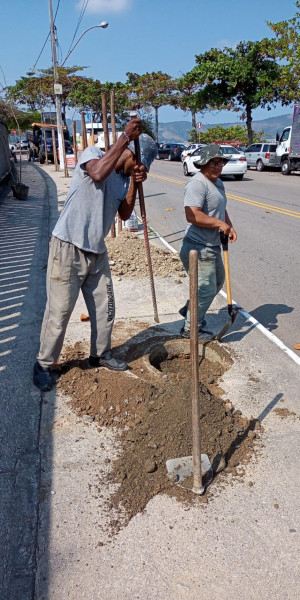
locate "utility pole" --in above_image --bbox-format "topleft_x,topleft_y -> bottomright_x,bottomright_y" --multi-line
48,0 -> 68,177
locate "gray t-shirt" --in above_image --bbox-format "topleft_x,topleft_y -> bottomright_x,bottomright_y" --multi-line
52,146 -> 129,254
183,171 -> 227,246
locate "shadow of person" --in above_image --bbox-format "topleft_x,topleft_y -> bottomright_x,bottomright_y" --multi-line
249,303 -> 293,331
218,303 -> 294,343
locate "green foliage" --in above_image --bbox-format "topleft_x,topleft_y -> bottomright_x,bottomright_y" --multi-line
126,71 -> 177,140
266,0 -> 300,102
190,41 -> 284,143
192,125 -> 265,145
0,98 -> 40,131
7,67 -> 87,111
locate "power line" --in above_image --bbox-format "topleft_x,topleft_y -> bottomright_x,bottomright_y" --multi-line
64,0 -> 90,65
31,0 -> 61,72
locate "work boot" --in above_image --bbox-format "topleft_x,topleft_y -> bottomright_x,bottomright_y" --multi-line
180,327 -> 213,342
33,361 -> 54,391
89,352 -> 129,372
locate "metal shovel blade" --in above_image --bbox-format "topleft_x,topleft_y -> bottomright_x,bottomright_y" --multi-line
166,454 -> 211,483
215,306 -> 239,341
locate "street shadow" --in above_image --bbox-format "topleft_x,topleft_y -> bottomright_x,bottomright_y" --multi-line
144,193 -> 167,199
221,393 -> 284,468
215,303 -> 294,343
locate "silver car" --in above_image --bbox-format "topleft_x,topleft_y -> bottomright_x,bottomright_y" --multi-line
244,142 -> 278,171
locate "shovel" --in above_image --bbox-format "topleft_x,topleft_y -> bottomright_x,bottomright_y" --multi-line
215,232 -> 239,341
166,250 -> 212,494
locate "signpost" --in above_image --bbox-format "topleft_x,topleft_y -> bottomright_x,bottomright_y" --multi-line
196,122 -> 203,130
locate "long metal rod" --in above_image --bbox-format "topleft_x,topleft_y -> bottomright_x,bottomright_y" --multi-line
189,249 -> 204,494
133,135 -> 159,323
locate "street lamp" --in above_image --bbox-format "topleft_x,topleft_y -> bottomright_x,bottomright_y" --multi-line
61,22 -> 109,67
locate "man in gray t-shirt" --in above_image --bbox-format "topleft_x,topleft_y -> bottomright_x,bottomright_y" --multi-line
33,119 -> 157,392
179,144 -> 237,340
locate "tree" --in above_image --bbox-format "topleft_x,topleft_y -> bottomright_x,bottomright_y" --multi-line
126,71 -> 176,141
0,98 -> 40,131
190,41 -> 284,144
171,74 -> 205,142
68,78 -> 130,123
7,67 -> 87,124
266,0 -> 300,102
196,124 -> 264,145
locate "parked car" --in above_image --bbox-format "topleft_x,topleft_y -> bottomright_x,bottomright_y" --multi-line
16,139 -> 29,150
182,145 -> 247,180
244,142 -> 278,171
156,143 -> 186,161
37,137 -> 73,164
181,143 -> 205,162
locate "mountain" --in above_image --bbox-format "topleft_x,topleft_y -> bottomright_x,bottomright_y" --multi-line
157,113 -> 293,144
67,113 -> 293,144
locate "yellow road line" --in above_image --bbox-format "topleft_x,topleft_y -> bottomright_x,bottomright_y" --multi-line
149,173 -> 300,219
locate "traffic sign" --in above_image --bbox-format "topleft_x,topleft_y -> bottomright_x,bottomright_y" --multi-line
196,122 -> 203,130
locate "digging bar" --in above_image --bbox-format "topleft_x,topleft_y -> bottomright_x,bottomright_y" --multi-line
130,112 -> 159,323
166,250 -> 211,494
215,232 -> 239,341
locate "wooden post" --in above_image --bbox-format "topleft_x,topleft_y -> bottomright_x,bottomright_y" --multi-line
72,121 -> 78,165
101,93 -> 110,152
189,249 -> 204,495
43,129 -> 49,164
52,129 -> 58,171
110,89 -> 117,144
81,112 -> 87,150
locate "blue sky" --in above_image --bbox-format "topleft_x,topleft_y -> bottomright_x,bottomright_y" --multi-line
0,0 -> 297,125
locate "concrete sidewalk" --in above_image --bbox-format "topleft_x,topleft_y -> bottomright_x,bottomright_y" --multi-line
1,160 -> 299,600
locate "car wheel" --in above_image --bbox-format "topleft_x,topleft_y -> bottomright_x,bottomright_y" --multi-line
281,159 -> 291,175
168,153 -> 173,161
234,174 -> 244,180
256,159 -> 264,171
183,163 -> 189,176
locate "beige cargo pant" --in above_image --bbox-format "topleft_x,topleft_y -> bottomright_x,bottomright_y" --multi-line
37,236 -> 115,368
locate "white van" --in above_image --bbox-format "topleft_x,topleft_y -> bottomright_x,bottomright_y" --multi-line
85,122 -> 122,149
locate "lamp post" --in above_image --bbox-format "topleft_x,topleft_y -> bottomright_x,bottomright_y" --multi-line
61,22 -> 109,68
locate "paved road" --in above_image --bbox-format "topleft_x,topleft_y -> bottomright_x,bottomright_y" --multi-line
140,160 -> 300,352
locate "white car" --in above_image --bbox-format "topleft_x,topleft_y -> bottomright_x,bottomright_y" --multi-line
182,144 -> 247,180
181,143 -> 205,162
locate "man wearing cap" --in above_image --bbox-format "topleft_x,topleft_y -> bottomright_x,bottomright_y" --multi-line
179,143 -> 237,340
33,118 -> 157,391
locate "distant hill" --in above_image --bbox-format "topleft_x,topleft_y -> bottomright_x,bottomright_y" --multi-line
157,113 -> 293,144
67,113 -> 293,144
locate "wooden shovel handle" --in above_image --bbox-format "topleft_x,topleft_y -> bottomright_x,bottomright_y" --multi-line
220,232 -> 232,306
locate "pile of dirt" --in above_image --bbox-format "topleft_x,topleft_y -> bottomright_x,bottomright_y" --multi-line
106,229 -> 185,280
57,332 -> 263,534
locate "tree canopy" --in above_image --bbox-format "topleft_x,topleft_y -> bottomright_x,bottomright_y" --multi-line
265,0 -> 300,102
190,41 -> 284,143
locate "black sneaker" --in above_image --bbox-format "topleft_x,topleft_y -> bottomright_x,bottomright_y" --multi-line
89,353 -> 129,372
33,361 -> 54,391
179,305 -> 188,318
180,327 -> 213,342
178,306 -> 206,327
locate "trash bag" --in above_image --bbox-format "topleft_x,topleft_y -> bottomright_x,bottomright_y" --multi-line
123,209 -> 139,231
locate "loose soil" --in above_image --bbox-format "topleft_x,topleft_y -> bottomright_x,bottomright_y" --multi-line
105,229 -> 186,281
56,231 -> 263,533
